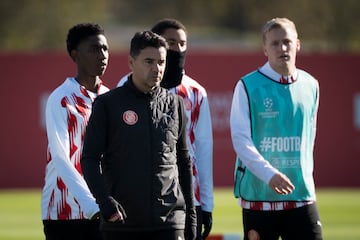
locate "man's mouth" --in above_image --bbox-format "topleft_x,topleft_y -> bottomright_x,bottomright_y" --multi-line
279,55 -> 290,60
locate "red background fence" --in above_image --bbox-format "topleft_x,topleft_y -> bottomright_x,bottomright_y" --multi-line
1,51 -> 359,188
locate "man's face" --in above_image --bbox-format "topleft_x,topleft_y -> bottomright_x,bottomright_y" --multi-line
73,34 -> 109,77
263,26 -> 300,75
161,28 -> 187,52
129,46 -> 167,92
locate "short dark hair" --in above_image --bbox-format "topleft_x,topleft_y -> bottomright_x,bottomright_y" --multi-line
130,31 -> 168,58
151,18 -> 187,36
66,23 -> 105,56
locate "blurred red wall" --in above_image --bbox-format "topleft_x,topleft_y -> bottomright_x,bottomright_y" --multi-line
1,51 -> 359,188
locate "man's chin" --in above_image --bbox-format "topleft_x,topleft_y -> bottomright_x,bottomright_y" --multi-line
154,79 -> 161,86
149,81 -> 160,89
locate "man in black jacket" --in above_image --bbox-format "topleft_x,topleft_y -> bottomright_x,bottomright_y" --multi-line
81,31 -> 197,240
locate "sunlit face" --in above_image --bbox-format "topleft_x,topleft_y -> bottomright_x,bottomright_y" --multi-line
263,26 -> 300,75
161,28 -> 187,52
129,46 -> 167,92
72,34 -> 109,78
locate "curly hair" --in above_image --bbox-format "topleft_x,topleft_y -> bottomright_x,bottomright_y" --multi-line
66,23 -> 104,56
151,18 -> 186,36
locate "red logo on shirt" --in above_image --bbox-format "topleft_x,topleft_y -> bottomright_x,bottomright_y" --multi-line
123,110 -> 138,125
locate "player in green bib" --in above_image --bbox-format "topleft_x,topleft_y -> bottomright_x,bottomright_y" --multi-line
230,18 -> 323,240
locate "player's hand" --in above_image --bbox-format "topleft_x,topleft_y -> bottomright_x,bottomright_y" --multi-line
99,196 -> 127,223
185,207 -> 197,240
108,211 -> 124,222
269,172 -> 295,195
201,211 -> 212,239
185,223 -> 197,240
108,196 -> 127,223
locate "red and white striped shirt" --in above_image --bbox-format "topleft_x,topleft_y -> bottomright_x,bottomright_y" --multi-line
41,77 -> 109,220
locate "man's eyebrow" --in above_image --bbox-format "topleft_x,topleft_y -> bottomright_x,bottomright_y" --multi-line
90,42 -> 106,47
144,57 -> 154,61
166,38 -> 177,42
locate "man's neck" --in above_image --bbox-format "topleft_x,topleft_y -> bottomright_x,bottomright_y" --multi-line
76,76 -> 100,93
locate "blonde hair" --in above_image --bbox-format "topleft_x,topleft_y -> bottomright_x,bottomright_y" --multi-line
262,18 -> 298,43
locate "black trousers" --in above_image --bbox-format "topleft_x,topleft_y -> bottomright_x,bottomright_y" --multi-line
242,203 -> 323,240
103,229 -> 184,240
43,219 -> 102,240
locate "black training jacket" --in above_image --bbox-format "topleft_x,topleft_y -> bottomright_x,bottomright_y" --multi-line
81,77 -> 196,232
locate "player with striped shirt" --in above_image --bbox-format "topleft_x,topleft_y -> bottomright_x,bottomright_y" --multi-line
41,23 -> 109,240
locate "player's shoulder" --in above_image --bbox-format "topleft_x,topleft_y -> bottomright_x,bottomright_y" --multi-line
117,73 -> 131,87
297,69 -> 319,89
98,85 -> 123,100
47,78 -> 76,101
182,74 -> 207,94
99,84 -> 110,94
297,69 -> 317,81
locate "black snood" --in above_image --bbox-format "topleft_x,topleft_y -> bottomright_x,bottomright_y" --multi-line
161,50 -> 186,89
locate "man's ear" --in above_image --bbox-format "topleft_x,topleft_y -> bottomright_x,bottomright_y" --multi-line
70,49 -> 77,62
128,55 -> 134,70
263,45 -> 268,57
296,39 -> 301,52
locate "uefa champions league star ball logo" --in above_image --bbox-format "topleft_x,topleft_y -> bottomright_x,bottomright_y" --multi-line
263,97 -> 273,111
259,97 -> 278,118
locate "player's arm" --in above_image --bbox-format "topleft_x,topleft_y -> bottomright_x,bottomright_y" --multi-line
193,91 -> 214,212
176,96 -> 197,240
46,95 -> 99,218
81,97 -> 126,222
230,80 -> 279,184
